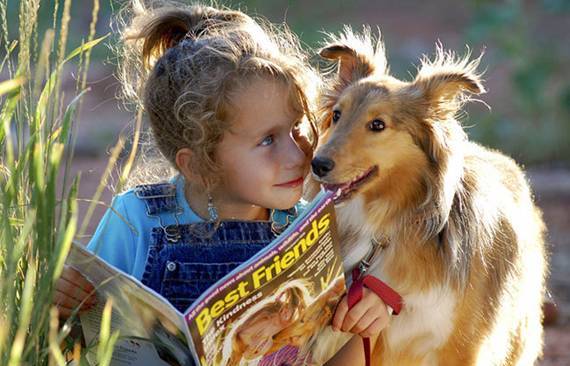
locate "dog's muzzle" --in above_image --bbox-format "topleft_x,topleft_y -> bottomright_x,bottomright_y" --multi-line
311,156 -> 335,178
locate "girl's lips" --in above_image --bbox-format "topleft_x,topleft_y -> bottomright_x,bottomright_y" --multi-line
274,177 -> 304,188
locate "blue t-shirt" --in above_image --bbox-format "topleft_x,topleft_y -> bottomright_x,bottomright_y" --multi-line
86,175 -> 305,280
86,175 -> 202,280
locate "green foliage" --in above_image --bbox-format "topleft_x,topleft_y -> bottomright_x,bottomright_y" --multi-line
0,0 -> 119,364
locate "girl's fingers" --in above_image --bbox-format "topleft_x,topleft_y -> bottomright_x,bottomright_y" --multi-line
339,287 -> 389,333
356,299 -> 390,336
334,288 -> 390,333
332,296 -> 348,331
350,307 -> 378,334
53,289 -> 81,310
56,302 -> 92,319
53,267 -> 97,321
359,316 -> 388,338
55,276 -> 96,304
61,266 -> 95,293
53,289 -> 96,319
340,298 -> 370,332
57,305 -> 74,319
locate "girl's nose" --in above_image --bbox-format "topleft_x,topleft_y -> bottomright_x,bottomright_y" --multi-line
283,134 -> 308,169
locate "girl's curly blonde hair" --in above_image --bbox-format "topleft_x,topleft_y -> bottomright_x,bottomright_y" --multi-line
116,0 -> 320,188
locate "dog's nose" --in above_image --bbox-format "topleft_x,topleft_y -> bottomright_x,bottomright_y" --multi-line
311,157 -> 335,177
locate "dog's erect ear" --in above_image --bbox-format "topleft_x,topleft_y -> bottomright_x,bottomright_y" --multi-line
412,46 -> 485,119
319,27 -> 387,84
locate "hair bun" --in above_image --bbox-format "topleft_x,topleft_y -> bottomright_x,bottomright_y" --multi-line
130,4 -> 250,69
116,2 -> 254,108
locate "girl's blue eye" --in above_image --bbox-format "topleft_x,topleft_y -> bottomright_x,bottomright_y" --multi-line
259,135 -> 274,146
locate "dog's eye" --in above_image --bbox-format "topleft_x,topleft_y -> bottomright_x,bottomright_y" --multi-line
332,110 -> 341,124
368,119 -> 386,132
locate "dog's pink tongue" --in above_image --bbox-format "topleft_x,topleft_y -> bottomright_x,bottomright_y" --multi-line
322,182 -> 342,191
323,182 -> 351,195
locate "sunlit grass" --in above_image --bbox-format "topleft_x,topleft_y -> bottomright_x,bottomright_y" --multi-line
0,0 -> 125,364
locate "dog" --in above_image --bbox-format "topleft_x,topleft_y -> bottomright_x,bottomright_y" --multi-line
310,28 -> 547,365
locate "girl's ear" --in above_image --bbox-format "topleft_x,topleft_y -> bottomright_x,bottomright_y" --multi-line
319,26 -> 387,85
175,147 -> 196,181
411,46 -> 485,119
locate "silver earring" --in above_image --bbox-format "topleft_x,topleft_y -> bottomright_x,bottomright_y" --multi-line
207,193 -> 219,223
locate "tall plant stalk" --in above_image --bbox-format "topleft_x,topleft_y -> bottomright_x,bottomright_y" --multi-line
0,1 -> 120,364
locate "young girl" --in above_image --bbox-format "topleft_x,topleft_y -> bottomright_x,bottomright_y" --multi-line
54,1 -> 390,364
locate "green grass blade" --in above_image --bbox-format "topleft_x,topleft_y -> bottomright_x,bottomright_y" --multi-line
96,299 -> 120,366
0,85 -> 21,161
7,263 -> 37,366
35,34 -> 108,133
63,34 -> 109,64
48,308 -> 67,366
0,77 -> 25,97
51,177 -> 78,282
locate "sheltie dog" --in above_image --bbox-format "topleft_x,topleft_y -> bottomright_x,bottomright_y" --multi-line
310,28 -> 547,365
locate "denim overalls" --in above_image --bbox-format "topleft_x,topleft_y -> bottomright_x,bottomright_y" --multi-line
134,182 -> 299,313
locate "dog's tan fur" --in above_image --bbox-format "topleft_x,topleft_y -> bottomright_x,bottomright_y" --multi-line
313,28 -> 547,366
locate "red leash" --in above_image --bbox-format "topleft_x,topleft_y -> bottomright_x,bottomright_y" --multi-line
347,267 -> 403,366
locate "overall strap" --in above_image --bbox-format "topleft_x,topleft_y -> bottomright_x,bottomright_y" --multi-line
134,182 -> 182,242
134,182 -> 178,215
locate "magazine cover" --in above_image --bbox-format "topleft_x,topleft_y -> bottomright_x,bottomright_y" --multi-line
68,190 -> 351,366
185,190 -> 347,366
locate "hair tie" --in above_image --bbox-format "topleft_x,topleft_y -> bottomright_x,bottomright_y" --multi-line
179,37 -> 204,53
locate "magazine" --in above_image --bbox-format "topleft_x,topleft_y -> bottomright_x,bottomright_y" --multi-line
67,189 -> 352,366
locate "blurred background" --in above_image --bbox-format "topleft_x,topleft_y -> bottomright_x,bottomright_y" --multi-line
3,0 -> 569,364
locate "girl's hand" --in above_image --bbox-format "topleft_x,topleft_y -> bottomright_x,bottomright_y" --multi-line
332,287 -> 390,338
53,265 -> 97,318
